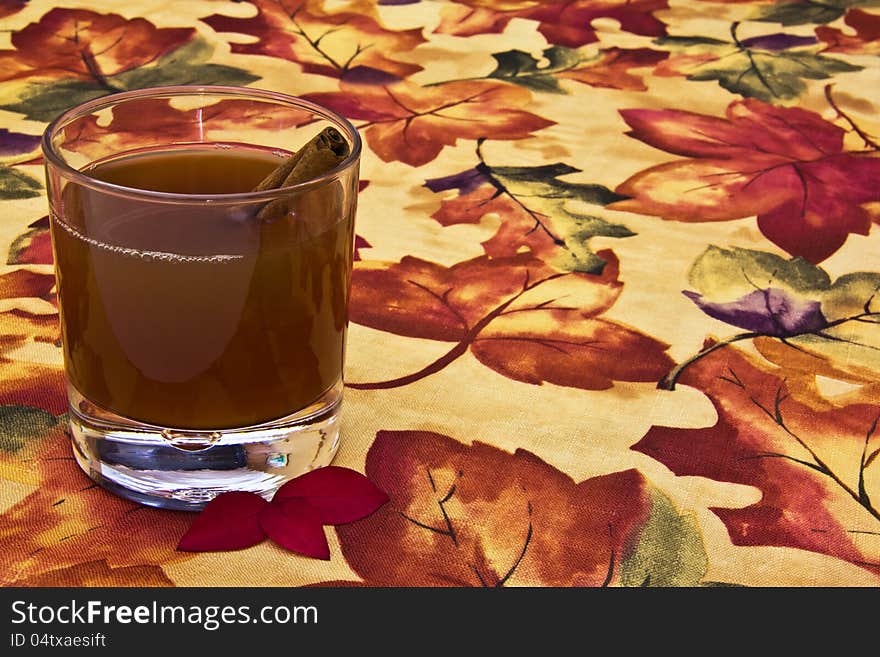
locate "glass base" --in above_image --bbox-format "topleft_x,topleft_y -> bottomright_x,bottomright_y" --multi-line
68,382 -> 342,511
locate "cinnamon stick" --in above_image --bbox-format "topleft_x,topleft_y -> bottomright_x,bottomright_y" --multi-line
253,127 -> 350,221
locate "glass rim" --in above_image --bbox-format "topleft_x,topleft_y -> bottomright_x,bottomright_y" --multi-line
41,84 -> 362,205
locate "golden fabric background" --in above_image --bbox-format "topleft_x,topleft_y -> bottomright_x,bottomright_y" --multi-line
1,0 -> 879,587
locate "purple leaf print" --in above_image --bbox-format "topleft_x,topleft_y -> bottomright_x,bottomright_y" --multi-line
683,288 -> 828,337
341,66 -> 403,85
0,129 -> 40,157
740,33 -> 818,51
424,167 -> 488,195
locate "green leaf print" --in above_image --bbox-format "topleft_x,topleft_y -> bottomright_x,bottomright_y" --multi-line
0,38 -> 260,122
492,163 -> 634,273
752,0 -> 880,26
0,165 -> 42,200
112,38 -> 260,91
618,487 -> 708,587
425,144 -> 631,275
662,246 -> 880,388
488,47 -> 581,94
0,405 -> 59,454
656,23 -> 861,102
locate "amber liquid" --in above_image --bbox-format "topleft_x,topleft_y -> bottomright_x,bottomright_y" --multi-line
51,145 -> 355,429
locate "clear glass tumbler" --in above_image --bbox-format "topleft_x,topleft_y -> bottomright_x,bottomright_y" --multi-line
42,85 -> 361,510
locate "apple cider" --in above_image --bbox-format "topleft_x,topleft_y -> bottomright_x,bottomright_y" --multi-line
50,145 -> 355,429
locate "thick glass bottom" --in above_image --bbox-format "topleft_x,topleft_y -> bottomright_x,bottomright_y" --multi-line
67,381 -> 342,511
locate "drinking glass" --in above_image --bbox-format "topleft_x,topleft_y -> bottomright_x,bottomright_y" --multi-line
42,85 -> 361,510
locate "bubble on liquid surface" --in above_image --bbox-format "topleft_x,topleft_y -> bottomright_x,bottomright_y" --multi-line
51,212 -> 244,263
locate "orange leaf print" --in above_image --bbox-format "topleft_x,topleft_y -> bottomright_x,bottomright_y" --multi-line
10,561 -> 174,587
637,344 -> 880,578
348,251 -> 673,389
0,272 -> 173,588
431,184 -> 523,228
0,269 -> 64,415
427,180 -> 568,265
753,336 -> 880,405
0,357 -> 65,416
559,47 -> 668,91
332,430 -> 656,586
0,423 -> 193,585
0,8 -> 194,86
473,314 -> 678,388
306,80 -> 553,167
0,269 -> 55,302
202,0 -> 425,79
54,97 -> 313,161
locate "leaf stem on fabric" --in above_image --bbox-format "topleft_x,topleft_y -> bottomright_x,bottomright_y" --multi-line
824,84 -> 880,151
658,332 -> 759,390
728,375 -> 880,523
348,267 -> 557,390
474,137 -> 567,248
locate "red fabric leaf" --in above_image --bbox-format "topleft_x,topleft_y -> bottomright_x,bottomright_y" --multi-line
273,466 -> 390,525
436,0 -> 668,48
0,1 -> 27,20
350,257 -> 473,342
612,99 -> 880,263
259,498 -> 330,560
177,492 -> 268,552
634,345 -> 880,577
175,467 -> 385,557
8,219 -> 53,266
816,9 -> 880,54
11,230 -> 53,266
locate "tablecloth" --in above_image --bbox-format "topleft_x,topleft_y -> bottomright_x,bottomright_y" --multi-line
1,0 -> 879,588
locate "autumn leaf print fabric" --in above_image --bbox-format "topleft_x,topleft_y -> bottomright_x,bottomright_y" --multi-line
1,0 -> 879,587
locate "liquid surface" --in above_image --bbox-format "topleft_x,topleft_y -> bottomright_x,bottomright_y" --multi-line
50,146 -> 356,429
85,146 -> 284,194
